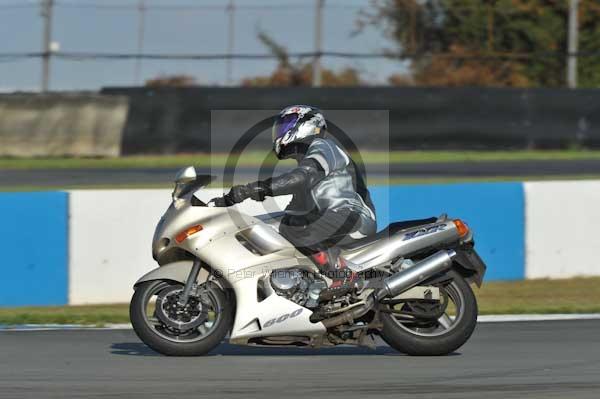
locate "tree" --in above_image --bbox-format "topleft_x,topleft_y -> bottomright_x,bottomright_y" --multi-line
360,0 -> 600,87
145,74 -> 197,87
241,30 -> 363,87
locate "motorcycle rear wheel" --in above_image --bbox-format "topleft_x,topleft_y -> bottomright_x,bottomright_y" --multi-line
380,270 -> 478,356
130,279 -> 232,356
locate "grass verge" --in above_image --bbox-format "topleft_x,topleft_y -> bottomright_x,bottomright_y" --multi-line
4,150 -> 600,170
477,277 -> 600,314
0,304 -> 130,326
1,278 -> 599,325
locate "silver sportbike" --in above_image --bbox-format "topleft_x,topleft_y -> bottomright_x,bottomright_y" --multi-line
130,167 -> 487,356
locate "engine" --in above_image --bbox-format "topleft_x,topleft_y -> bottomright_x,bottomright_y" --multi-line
269,268 -> 327,309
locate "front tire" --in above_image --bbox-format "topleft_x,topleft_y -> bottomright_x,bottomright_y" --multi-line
380,270 -> 478,356
130,280 -> 233,356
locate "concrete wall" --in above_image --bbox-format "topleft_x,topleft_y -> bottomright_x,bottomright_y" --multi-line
68,189 -> 291,304
0,93 -> 128,157
525,181 -> 600,279
2,180 -> 599,306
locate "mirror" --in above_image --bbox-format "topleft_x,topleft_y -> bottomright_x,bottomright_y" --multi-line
174,166 -> 197,184
172,170 -> 216,202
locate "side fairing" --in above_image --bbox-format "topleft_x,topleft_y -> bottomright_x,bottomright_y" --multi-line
343,221 -> 461,268
151,201 -> 324,341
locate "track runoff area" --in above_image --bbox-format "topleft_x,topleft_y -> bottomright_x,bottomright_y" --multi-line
2,155 -> 600,398
3,184 -> 600,397
1,319 -> 599,399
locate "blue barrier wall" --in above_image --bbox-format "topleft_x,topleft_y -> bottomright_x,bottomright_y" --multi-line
0,183 -> 524,307
370,183 -> 525,281
0,192 -> 69,306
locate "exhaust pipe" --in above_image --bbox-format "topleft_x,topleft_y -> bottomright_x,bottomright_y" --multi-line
318,250 -> 456,328
376,249 -> 457,299
320,296 -> 375,328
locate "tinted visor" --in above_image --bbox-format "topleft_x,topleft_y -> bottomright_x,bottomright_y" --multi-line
272,114 -> 299,141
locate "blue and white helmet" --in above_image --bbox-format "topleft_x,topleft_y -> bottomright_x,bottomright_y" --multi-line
272,105 -> 327,159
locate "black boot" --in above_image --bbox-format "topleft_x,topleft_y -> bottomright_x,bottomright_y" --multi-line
311,247 -> 363,301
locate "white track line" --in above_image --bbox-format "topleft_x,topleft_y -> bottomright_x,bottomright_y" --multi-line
478,314 -> 600,323
0,323 -> 132,331
2,315 -> 600,331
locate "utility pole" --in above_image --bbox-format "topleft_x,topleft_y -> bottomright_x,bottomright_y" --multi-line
409,1 -> 417,53
40,0 -> 54,92
226,0 -> 235,86
487,1 -> 494,52
567,0 -> 579,89
312,0 -> 324,87
134,0 -> 147,85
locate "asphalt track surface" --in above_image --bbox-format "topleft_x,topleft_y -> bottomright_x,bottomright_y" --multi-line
1,320 -> 599,398
2,159 -> 600,187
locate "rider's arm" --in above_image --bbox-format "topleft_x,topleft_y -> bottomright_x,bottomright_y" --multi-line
260,158 -> 325,197
214,158 -> 325,205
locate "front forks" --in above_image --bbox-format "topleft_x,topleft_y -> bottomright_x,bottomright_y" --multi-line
177,258 -> 202,306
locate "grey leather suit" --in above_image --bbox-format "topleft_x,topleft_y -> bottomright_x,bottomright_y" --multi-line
255,137 -> 377,250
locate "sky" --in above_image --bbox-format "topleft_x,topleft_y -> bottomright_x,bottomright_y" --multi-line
0,0 -> 406,91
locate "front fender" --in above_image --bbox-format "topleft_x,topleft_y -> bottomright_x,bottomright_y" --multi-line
134,261 -> 197,287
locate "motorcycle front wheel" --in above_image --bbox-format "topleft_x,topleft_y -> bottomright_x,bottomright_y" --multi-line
130,279 -> 233,356
379,270 -> 478,356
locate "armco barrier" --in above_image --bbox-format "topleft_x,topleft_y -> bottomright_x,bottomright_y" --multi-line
1,180 -> 598,306
0,192 -> 68,306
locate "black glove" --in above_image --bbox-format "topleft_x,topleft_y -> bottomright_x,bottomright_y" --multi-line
209,195 -> 233,207
209,183 -> 268,207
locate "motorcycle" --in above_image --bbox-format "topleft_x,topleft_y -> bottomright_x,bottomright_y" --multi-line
130,166 -> 486,356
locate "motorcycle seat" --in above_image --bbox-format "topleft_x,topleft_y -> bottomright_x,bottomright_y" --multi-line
340,217 -> 438,250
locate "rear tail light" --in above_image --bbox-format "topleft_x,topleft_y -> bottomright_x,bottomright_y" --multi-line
453,219 -> 469,237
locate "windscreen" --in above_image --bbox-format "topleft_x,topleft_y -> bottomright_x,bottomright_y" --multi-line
172,174 -> 215,201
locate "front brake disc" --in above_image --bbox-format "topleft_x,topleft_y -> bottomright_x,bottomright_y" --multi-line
155,286 -> 209,331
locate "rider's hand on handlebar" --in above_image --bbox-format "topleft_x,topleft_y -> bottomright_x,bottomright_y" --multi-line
209,185 -> 249,207
209,184 -> 267,207
208,196 -> 230,207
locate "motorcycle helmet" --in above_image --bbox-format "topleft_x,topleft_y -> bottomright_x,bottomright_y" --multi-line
272,105 -> 326,159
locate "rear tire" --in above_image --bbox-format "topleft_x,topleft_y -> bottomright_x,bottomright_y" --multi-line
380,270 -> 478,356
130,280 -> 233,356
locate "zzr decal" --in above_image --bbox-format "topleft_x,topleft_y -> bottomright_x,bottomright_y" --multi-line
263,309 -> 303,328
402,224 -> 447,241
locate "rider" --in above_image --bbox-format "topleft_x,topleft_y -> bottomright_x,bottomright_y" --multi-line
210,105 -> 377,295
